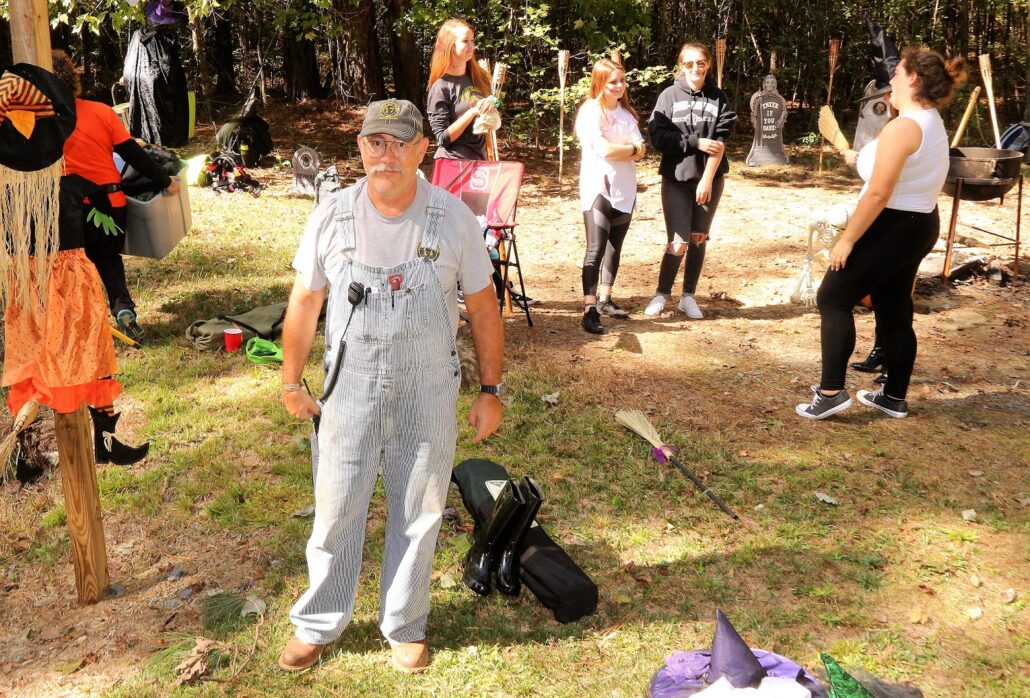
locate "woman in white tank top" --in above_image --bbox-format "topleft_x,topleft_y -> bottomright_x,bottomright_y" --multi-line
795,48 -> 966,421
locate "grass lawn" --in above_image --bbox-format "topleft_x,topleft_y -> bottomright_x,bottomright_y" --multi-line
1,105 -> 1028,696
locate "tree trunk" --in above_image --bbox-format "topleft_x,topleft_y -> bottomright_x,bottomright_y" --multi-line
334,0 -> 385,103
211,10 -> 240,98
1025,7 -> 1030,121
283,30 -> 324,101
384,0 -> 420,101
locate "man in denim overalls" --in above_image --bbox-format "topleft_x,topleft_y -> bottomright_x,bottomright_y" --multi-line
278,100 -> 504,673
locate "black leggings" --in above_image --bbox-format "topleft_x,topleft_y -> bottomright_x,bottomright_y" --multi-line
817,207 -> 939,398
582,194 -> 633,297
656,177 -> 724,295
83,205 -> 134,316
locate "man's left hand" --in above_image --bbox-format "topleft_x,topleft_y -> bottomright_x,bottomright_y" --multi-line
468,393 -> 502,443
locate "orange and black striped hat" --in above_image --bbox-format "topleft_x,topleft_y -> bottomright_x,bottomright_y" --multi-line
0,63 -> 76,172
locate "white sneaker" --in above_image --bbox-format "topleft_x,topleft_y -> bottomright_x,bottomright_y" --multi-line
678,294 -> 704,319
643,295 -> 666,317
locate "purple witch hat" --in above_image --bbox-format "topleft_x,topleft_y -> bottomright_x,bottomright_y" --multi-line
144,0 -> 186,26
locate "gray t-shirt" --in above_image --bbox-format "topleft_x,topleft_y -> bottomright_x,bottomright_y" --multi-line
292,178 -> 493,334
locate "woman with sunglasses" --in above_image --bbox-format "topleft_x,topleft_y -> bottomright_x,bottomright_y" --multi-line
426,18 -> 498,161
645,43 -> 736,320
575,59 -> 645,334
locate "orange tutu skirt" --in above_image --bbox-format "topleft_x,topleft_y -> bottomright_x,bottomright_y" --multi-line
3,248 -> 121,415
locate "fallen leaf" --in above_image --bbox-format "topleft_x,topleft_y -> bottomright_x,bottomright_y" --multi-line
292,504 -> 316,518
541,392 -> 560,406
967,470 -> 984,478
240,595 -> 266,618
1001,589 -> 1017,604
815,492 -> 839,506
57,657 -> 86,675
917,584 -> 936,596
611,592 -> 632,605
175,638 -> 217,685
439,573 -> 457,589
962,509 -> 978,522
970,574 -> 982,588
967,607 -> 983,620
907,607 -> 929,624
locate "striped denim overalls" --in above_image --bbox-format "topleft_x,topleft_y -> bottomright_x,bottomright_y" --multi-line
290,180 -> 462,645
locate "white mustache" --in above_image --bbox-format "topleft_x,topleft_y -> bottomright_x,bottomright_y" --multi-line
370,164 -> 403,173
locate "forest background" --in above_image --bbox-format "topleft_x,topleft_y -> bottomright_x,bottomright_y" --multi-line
0,0 -> 1028,145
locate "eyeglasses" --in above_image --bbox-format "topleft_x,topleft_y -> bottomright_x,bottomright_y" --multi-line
363,137 -> 417,157
681,60 -> 709,69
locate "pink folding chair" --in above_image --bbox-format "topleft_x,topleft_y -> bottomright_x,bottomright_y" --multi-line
431,159 -> 532,326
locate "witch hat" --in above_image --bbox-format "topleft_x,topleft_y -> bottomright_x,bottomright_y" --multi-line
0,64 -> 76,172
707,609 -> 768,688
821,653 -> 874,698
866,17 -> 900,88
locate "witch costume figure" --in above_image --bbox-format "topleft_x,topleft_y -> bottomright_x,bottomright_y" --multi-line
122,0 -> 190,147
1,63 -> 147,466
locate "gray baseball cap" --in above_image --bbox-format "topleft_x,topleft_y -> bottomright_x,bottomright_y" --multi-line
359,99 -> 424,141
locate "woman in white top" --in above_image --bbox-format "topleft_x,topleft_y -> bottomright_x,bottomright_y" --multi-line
575,58 -> 646,334
797,47 -> 966,420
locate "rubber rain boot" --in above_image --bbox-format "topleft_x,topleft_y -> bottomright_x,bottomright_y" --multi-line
494,477 -> 544,597
463,478 -> 524,596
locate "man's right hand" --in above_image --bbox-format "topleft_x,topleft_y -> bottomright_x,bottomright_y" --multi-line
283,389 -> 321,419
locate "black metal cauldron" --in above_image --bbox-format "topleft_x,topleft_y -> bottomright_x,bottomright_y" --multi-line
943,147 -> 1023,201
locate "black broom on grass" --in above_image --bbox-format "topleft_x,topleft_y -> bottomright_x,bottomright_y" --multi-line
615,409 -> 739,520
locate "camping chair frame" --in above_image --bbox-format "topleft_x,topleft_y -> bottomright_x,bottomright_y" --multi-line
432,159 -> 533,326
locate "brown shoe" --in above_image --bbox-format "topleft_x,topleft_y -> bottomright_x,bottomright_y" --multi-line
391,641 -> 429,674
278,636 -> 325,672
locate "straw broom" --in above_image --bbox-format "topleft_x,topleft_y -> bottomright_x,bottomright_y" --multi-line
716,38 -> 727,89
0,400 -> 40,482
488,61 -> 509,161
978,55 -> 1001,148
818,106 -> 850,153
557,50 -> 569,194
614,409 -> 739,519
819,39 -> 841,172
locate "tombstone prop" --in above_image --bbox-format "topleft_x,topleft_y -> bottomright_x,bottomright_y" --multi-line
290,147 -> 320,197
854,80 -> 892,151
746,75 -> 788,166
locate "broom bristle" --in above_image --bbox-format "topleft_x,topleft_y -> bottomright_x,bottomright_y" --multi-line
614,409 -> 665,448
818,106 -> 850,152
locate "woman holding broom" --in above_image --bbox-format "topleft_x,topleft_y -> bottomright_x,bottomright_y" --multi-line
644,42 -> 736,320
795,48 -> 965,420
575,58 -> 646,334
426,18 -> 498,161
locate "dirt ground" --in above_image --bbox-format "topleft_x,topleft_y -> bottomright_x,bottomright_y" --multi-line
1,102 -> 1027,696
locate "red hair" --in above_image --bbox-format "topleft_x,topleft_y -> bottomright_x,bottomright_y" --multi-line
586,58 -> 638,122
427,18 -> 491,97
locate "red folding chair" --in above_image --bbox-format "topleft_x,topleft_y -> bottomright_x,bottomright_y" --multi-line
431,159 -> 532,326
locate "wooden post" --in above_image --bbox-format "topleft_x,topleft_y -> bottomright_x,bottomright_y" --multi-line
54,407 -> 109,604
557,50 -> 569,195
8,0 -> 52,69
7,0 -> 110,605
715,38 -> 727,89
819,40 -> 840,173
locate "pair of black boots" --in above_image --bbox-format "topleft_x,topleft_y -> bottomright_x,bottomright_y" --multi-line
88,407 -> 150,465
463,476 -> 543,597
850,346 -> 887,385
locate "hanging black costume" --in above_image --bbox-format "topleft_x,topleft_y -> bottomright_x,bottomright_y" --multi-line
122,25 -> 189,147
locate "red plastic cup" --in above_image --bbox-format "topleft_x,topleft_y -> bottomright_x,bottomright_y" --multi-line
224,328 -> 243,352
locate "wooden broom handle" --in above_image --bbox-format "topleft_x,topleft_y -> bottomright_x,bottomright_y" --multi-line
951,86 -> 981,148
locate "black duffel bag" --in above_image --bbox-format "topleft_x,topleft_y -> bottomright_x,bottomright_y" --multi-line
451,458 -> 598,624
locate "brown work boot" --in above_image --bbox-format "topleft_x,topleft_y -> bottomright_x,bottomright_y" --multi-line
278,636 -> 325,672
390,640 -> 430,673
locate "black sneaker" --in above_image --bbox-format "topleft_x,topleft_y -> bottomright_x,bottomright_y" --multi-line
582,307 -> 603,334
857,389 -> 908,418
795,386 -> 852,420
116,309 -> 144,342
599,299 -> 629,319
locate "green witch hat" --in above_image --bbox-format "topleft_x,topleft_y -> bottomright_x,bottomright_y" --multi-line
820,653 -> 874,698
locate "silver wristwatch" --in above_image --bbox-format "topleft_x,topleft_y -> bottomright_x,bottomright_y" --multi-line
480,383 -> 505,398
